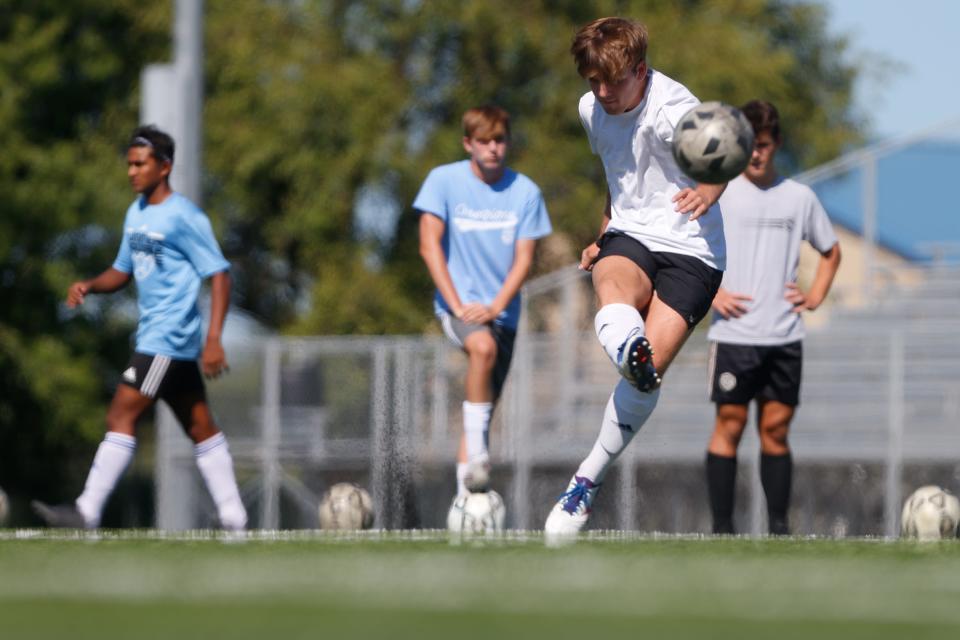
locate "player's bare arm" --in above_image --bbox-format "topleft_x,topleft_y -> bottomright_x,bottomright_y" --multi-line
672,182 -> 726,221
785,242 -> 842,312
711,287 -> 753,319
66,267 -> 131,308
459,237 -> 535,323
579,191 -> 612,271
201,270 -> 230,378
468,238 -> 538,325
418,213 -> 465,317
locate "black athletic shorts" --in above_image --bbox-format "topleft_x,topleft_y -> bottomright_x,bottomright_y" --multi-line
708,341 -> 803,406
596,231 -> 724,328
119,352 -> 206,399
437,312 -> 517,402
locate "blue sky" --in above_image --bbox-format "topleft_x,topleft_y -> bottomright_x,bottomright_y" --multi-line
822,0 -> 960,140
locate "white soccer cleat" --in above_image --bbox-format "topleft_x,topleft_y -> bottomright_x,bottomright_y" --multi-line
463,453 -> 491,493
544,475 -> 601,541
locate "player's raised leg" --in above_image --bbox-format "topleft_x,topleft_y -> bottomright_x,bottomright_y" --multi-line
33,384 -> 151,528
168,389 -> 247,531
757,399 -> 794,535
456,329 -> 497,494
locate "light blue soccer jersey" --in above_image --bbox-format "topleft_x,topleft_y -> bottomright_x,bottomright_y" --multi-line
112,192 -> 229,359
413,160 -> 552,330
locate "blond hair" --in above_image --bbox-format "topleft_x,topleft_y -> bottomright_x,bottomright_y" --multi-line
571,17 -> 648,82
462,105 -> 511,141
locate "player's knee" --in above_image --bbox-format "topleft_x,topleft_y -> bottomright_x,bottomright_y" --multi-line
714,423 -> 744,448
105,410 -> 135,436
467,334 -> 497,365
760,422 -> 790,448
186,421 -> 220,444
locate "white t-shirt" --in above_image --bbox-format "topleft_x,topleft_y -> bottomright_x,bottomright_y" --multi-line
579,69 -> 726,270
708,175 -> 838,345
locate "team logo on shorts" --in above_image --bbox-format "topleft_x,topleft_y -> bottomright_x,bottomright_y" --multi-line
718,372 -> 737,392
122,367 -> 137,383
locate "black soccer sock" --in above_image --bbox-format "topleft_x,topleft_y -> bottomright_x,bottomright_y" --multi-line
706,453 -> 737,534
761,452 -> 793,534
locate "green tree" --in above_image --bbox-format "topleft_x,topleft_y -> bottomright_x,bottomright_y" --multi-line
0,0 -> 169,506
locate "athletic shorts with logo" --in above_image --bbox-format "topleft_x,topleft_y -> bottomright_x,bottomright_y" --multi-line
596,231 -> 724,328
437,312 -> 516,402
708,341 -> 802,406
120,352 -> 206,399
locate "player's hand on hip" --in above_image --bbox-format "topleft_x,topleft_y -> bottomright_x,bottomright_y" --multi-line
579,242 -> 601,271
66,281 -> 89,308
712,289 -> 752,318
672,187 -> 710,220
784,282 -> 808,312
201,340 -> 229,378
459,303 -> 495,325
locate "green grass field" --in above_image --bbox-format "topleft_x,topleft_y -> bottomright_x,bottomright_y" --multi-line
1,530 -> 959,639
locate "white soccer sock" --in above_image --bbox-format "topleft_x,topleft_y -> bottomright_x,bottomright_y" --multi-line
456,462 -> 468,496
576,381 -> 660,483
75,432 -> 137,527
194,432 -> 248,531
595,303 -> 644,366
462,401 -> 492,460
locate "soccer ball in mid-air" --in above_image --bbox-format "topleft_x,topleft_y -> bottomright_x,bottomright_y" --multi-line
672,101 -> 754,184
0,487 -> 8,526
318,482 -> 374,530
447,490 -> 506,535
901,485 -> 960,540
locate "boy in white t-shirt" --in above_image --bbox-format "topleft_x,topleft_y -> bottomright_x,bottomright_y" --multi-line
705,100 -> 841,535
545,17 -> 728,536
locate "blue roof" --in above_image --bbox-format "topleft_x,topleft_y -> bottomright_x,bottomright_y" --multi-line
806,140 -> 960,263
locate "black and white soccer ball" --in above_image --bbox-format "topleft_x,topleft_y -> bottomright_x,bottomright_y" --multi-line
0,487 -> 8,526
901,485 -> 960,540
318,482 -> 374,530
672,101 -> 754,184
447,490 -> 506,535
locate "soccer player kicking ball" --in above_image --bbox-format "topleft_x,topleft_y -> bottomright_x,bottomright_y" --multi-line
544,17 -> 727,537
705,101 -> 841,536
415,105 -> 552,499
32,126 -> 247,531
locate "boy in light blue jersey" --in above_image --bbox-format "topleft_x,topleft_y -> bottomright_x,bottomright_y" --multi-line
113,191 -> 230,359
33,126 -> 247,531
415,105 -> 551,499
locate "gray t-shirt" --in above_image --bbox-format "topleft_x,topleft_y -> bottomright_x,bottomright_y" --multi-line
708,175 -> 838,345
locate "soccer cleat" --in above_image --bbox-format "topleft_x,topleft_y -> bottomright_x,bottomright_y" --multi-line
31,501 -> 89,528
712,519 -> 735,535
463,453 -> 491,493
768,518 -> 790,536
617,332 -> 661,392
544,475 -> 601,538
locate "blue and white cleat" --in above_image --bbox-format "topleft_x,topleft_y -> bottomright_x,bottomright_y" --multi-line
617,331 -> 661,392
544,475 -> 601,541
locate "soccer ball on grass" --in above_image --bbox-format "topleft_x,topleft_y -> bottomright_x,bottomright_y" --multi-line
447,490 -> 506,535
672,101 -> 754,184
318,482 -> 374,530
901,485 -> 960,540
